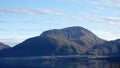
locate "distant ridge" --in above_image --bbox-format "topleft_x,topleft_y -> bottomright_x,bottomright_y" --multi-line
87,39 -> 120,55
0,42 -> 10,50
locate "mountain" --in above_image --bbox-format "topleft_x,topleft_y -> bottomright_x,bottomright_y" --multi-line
0,42 -> 10,57
0,42 -> 10,50
0,26 -> 105,57
87,39 -> 120,56
40,26 -> 105,53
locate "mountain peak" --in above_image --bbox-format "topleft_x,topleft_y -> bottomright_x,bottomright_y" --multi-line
40,26 -> 105,44
40,26 -> 90,39
62,26 -> 84,30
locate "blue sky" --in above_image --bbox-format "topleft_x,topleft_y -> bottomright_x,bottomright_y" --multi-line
0,0 -> 120,47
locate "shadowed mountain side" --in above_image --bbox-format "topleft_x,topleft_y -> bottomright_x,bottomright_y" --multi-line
87,39 -> 120,55
1,36 -> 84,57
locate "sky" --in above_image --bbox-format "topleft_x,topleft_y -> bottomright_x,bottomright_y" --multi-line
0,0 -> 120,47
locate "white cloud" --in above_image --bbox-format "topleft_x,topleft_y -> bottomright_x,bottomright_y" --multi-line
58,0 -> 78,2
0,9 -> 83,22
38,9 -> 67,16
79,11 -> 103,22
79,11 -> 120,25
102,17 -> 120,25
103,17 -> 120,22
0,9 -> 66,16
0,9 -> 37,15
101,0 -> 120,7
85,0 -> 120,7
101,0 -> 113,5
85,0 -> 100,5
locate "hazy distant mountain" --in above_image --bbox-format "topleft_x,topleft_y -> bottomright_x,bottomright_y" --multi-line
1,26 -> 105,57
87,39 -> 120,56
0,42 -> 10,50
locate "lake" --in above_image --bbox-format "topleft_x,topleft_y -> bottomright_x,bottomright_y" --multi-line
0,56 -> 120,68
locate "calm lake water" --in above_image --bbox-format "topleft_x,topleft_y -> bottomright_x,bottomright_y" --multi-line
0,56 -> 120,68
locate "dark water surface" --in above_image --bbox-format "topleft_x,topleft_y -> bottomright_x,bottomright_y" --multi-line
0,56 -> 120,68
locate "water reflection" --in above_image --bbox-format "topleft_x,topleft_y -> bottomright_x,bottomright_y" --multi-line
0,57 -> 120,68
